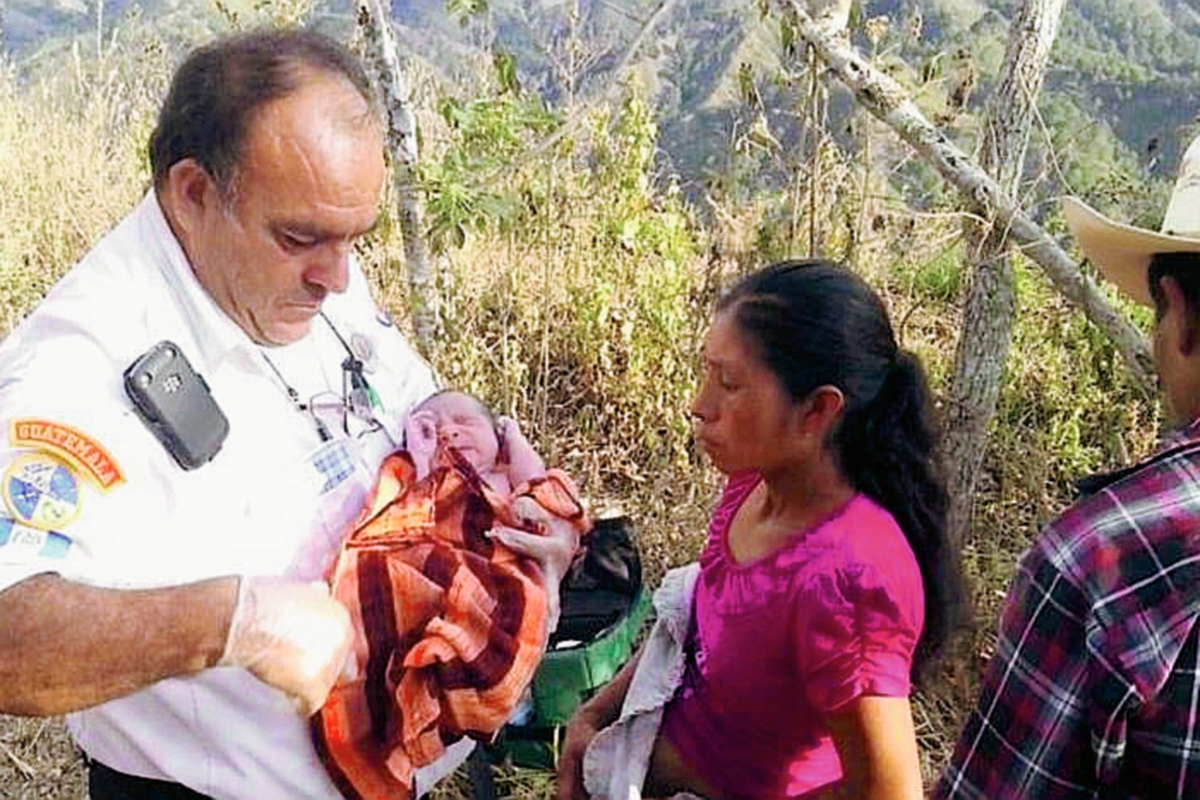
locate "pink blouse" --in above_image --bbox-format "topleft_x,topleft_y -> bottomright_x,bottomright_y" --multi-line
659,471 -> 924,798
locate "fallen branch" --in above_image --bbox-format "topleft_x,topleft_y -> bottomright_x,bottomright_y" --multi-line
769,0 -> 1154,388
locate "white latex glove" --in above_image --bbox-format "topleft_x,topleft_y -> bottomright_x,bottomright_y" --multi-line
487,496 -> 581,634
218,576 -> 354,717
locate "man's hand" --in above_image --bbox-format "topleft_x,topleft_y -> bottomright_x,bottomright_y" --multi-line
487,496 -> 580,632
219,576 -> 353,716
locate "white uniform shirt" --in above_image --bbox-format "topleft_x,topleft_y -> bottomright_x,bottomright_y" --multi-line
0,192 -> 447,798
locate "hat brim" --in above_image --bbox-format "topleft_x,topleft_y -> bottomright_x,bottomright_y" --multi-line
1062,196 -> 1200,307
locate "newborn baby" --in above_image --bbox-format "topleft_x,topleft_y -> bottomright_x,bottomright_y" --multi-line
404,390 -> 545,494
316,390 -> 589,797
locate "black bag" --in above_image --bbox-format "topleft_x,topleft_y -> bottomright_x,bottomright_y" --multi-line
551,515 -> 643,646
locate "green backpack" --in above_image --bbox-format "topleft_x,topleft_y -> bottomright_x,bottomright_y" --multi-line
488,515 -> 652,770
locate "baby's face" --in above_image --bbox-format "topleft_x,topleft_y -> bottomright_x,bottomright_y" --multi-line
419,392 -> 500,471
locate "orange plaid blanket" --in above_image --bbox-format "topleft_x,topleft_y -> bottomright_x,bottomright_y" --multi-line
314,448 -> 590,799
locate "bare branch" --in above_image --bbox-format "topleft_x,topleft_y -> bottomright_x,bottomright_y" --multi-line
476,0 -> 683,186
768,0 -> 1154,388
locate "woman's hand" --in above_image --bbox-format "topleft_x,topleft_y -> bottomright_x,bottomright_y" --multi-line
554,649 -> 642,800
556,708 -> 601,800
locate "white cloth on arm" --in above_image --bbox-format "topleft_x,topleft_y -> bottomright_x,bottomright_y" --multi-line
582,563 -> 700,800
0,192 -> 448,799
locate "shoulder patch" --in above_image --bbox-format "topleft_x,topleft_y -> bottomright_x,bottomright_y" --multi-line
0,516 -> 72,561
11,418 -> 124,491
4,452 -> 82,530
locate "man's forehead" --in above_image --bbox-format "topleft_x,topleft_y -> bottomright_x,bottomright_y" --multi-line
239,75 -> 381,169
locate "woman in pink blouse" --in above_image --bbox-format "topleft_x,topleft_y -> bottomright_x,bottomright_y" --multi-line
558,260 -> 964,799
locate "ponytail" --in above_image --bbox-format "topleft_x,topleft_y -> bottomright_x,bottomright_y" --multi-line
837,351 -> 964,683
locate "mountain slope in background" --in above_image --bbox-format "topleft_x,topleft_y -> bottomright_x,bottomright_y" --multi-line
4,0 -> 1193,213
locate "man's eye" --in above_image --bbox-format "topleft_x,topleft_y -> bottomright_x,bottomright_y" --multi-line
280,232 -> 315,250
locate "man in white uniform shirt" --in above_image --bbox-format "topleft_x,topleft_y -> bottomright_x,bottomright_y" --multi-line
0,28 -> 576,799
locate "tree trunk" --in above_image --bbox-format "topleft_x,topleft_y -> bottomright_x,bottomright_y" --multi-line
356,0 -> 438,357
95,0 -> 104,59
767,0 -> 1154,391
944,0 -> 1066,546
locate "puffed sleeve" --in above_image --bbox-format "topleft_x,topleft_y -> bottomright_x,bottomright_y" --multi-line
798,560 -> 923,713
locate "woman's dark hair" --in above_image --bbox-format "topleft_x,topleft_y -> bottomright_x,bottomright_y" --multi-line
717,259 -> 965,681
1148,252 -> 1200,322
149,28 -> 377,194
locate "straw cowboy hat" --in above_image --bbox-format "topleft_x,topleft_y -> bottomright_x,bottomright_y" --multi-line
1063,134 -> 1200,307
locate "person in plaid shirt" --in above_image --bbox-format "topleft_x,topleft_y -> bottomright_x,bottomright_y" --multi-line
936,135 -> 1200,799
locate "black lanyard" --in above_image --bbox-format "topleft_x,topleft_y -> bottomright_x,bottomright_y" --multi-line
257,312 -> 376,443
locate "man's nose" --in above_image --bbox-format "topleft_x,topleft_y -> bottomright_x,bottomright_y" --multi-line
304,243 -> 351,295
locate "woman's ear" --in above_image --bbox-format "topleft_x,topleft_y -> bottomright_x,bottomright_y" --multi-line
797,385 -> 845,438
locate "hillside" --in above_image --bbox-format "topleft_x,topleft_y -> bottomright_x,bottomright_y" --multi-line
2,0 -> 1194,211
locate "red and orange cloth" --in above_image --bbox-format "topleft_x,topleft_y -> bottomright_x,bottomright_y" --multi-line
314,447 -> 590,799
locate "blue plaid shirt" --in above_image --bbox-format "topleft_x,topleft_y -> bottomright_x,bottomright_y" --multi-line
936,419 -> 1200,799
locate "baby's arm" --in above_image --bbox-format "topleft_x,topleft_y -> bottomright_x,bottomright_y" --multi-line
498,416 -> 546,486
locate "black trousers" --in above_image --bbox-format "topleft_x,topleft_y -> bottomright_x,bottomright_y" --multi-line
86,757 -> 212,800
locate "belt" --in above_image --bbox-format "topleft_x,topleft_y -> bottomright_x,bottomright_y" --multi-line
86,756 -> 213,800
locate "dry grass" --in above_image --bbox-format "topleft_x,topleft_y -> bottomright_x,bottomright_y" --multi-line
0,716 -> 85,799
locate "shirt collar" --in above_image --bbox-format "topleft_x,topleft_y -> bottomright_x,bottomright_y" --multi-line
139,190 -> 262,374
1076,415 -> 1200,498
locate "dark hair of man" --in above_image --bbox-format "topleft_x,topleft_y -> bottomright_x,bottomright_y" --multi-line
1148,252 -> 1200,323
148,28 -> 377,196
717,259 -> 967,682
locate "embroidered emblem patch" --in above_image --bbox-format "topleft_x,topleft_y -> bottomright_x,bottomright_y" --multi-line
10,418 -> 123,491
0,516 -> 71,561
3,453 -> 81,531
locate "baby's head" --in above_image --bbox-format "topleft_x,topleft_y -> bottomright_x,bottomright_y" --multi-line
412,390 -> 502,473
